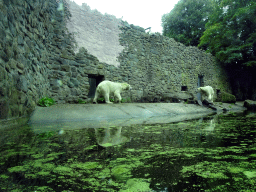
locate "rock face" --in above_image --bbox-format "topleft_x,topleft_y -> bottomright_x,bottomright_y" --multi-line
66,0 -> 124,67
244,100 -> 256,110
0,0 -> 231,123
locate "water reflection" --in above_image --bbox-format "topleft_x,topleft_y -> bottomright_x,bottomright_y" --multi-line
0,112 -> 256,191
95,127 -> 130,147
203,119 -> 215,132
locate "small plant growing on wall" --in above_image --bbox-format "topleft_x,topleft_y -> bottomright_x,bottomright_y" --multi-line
121,97 -> 131,103
97,97 -> 114,103
97,97 -> 105,103
78,99 -> 86,104
38,97 -> 56,107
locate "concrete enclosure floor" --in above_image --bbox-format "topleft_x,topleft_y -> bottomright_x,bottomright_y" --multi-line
28,102 -> 246,133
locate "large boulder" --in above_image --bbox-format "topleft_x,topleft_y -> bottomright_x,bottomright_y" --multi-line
244,100 -> 256,110
216,91 -> 236,103
140,92 -> 194,103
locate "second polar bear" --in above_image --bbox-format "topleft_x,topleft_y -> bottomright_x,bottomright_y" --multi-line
93,80 -> 131,104
197,86 -> 214,103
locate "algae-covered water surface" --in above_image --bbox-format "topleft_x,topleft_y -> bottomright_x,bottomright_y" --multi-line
1,112 -> 256,192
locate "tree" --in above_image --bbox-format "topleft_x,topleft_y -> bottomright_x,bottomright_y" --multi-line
198,0 -> 256,67
162,0 -> 214,46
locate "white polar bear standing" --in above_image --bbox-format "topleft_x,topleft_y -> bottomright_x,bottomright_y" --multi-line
197,86 -> 214,103
93,80 -> 131,104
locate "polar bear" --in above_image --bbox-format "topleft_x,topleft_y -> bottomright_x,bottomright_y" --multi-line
197,86 -> 214,103
93,80 -> 131,104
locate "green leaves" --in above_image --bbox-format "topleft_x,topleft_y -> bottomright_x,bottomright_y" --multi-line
163,0 -> 256,68
199,0 -> 256,67
78,99 -> 86,104
97,97 -> 114,103
162,0 -> 214,47
38,97 -> 55,107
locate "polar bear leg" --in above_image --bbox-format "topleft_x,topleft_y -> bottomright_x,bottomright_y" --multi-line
114,91 -> 122,103
208,88 -> 214,103
209,93 -> 214,103
104,91 -> 113,104
208,94 -> 212,102
93,90 -> 99,104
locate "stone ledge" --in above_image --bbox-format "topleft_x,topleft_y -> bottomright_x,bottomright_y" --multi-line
244,100 -> 256,110
28,102 -> 247,133
0,117 -> 29,130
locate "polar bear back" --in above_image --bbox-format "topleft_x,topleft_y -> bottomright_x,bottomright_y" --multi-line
97,80 -> 122,93
201,86 -> 214,96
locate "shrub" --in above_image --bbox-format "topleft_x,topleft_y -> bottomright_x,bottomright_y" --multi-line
121,97 -> 131,103
38,97 -> 55,107
78,99 -> 86,104
97,97 -> 114,103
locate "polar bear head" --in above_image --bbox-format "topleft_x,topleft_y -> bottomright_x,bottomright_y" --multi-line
121,83 -> 132,91
197,87 -> 206,93
197,86 -> 214,103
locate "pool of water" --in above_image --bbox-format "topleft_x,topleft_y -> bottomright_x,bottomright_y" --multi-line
0,111 -> 256,191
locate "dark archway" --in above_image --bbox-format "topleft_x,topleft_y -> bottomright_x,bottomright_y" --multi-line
181,86 -> 188,91
88,75 -> 104,98
197,75 -> 204,101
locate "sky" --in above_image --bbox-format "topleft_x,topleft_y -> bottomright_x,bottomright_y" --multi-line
71,0 -> 180,34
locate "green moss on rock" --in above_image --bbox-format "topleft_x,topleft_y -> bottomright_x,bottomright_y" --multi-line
218,92 -> 236,103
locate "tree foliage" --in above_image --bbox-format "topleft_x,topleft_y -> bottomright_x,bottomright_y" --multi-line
162,0 -> 214,46
198,0 -> 256,67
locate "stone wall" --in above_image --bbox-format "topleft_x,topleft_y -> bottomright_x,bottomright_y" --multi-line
64,1 -> 231,102
116,23 -> 230,102
0,0 -> 231,125
46,22 -> 231,104
0,0 -> 76,121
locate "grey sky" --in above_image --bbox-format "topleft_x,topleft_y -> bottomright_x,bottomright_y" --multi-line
71,0 -> 179,33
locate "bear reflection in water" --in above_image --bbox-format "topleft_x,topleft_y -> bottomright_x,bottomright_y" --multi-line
94,127 -> 130,147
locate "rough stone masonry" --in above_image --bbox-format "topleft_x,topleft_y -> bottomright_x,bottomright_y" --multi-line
0,0 -> 230,124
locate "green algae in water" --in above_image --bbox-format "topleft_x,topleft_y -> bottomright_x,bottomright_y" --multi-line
243,171 -> 256,179
227,166 -> 245,173
180,161 -> 229,179
112,165 -> 132,181
120,178 -> 151,192
1,112 -> 256,191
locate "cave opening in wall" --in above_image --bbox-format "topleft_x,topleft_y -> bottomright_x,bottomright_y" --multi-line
88,75 -> 104,98
197,75 -> 204,101
197,75 -> 204,87
216,89 -> 221,99
181,86 -> 188,91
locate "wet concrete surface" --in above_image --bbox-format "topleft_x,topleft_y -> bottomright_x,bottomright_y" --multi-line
28,102 -> 246,133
